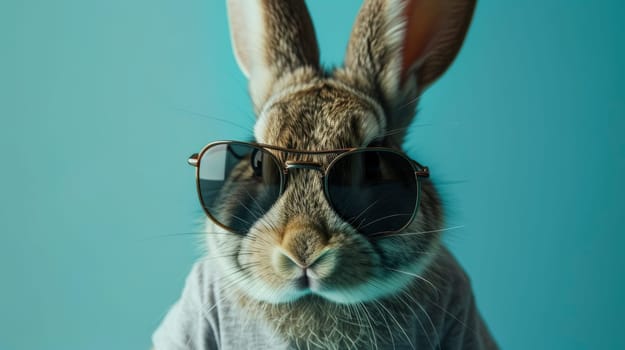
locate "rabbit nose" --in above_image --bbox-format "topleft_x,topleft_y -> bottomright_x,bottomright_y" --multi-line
281,218 -> 329,262
272,217 -> 335,278
272,248 -> 323,271
272,247 -> 335,282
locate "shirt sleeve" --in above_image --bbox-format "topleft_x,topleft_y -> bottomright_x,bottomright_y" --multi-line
152,262 -> 220,350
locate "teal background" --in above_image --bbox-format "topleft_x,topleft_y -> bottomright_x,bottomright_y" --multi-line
1,0 -> 624,349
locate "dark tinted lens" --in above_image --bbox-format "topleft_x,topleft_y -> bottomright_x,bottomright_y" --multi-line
326,150 -> 418,235
198,143 -> 282,234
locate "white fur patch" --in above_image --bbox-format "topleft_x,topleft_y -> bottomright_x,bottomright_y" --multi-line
227,0 -> 265,78
227,0 -> 275,108
381,0 -> 409,104
317,251 -> 438,304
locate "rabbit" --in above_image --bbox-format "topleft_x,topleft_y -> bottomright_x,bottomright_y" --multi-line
153,0 -> 497,349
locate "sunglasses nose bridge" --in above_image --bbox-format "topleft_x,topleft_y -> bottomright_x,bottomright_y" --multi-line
284,161 -> 325,174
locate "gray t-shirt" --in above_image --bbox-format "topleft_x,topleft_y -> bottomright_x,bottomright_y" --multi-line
152,249 -> 497,349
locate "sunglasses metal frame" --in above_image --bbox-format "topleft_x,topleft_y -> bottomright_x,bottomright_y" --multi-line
187,140 -> 430,235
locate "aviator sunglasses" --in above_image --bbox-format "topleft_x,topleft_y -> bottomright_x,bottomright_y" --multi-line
187,141 -> 429,236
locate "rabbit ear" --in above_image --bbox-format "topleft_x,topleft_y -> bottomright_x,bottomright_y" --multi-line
344,0 -> 475,106
227,0 -> 320,110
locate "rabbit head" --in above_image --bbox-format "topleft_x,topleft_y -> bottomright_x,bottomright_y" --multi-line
206,0 -> 475,344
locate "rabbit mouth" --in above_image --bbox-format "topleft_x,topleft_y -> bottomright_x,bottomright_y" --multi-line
233,257 -> 434,305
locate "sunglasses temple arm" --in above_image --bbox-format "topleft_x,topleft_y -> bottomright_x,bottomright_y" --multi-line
412,160 -> 429,178
188,153 -> 199,167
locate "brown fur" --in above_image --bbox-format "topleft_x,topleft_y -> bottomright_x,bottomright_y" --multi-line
211,0 -> 477,347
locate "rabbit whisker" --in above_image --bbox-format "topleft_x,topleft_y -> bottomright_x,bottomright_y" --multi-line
356,213 -> 412,231
397,291 -> 439,350
136,231 -> 233,242
384,267 -> 438,294
346,199 -> 380,226
171,107 -> 254,134
371,300 -> 398,348
375,225 -> 465,239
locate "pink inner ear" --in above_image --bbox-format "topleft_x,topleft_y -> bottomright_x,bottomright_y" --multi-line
400,0 -> 444,82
